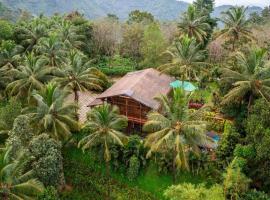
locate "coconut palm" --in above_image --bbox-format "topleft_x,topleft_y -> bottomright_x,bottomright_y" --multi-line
26,83 -> 79,141
35,33 -> 66,67
218,6 -> 253,51
5,53 -> 55,100
178,5 -> 211,44
78,103 -> 128,199
143,89 -> 210,182
158,35 -> 207,81
221,47 -> 270,110
54,51 -> 107,102
57,20 -> 85,49
0,40 -> 23,68
15,21 -> 48,52
0,149 -> 44,200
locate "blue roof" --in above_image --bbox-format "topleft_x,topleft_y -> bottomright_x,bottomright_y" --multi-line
170,80 -> 197,92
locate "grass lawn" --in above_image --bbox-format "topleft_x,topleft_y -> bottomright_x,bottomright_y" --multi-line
62,146 -> 209,200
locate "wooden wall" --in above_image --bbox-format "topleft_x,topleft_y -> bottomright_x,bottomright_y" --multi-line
105,95 -> 151,124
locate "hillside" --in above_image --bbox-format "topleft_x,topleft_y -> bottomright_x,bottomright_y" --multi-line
0,0 -> 263,21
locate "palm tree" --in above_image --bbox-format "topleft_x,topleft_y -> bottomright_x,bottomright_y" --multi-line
35,33 -> 66,67
78,103 -> 128,199
220,47 -> 270,111
178,5 -> 211,44
6,53 -> 55,100
143,89 -> 210,182
57,20 -> 85,49
15,21 -> 48,52
0,40 -> 23,68
54,51 -> 107,102
26,83 -> 79,141
158,35 -> 207,81
218,6 -> 253,51
0,149 -> 44,200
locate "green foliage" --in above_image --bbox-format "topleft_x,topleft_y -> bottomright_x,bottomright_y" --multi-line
127,155 -> 140,181
127,10 -> 154,24
0,99 -> 22,138
6,115 -> 34,158
0,149 -> 44,199
140,23 -> 167,68
38,187 -> 59,200
218,6 -> 253,50
0,20 -> 13,40
223,157 -> 250,200
143,89 -> 210,178
29,133 -> 64,187
241,189 -> 270,200
216,122 -> 240,166
158,35 -> 207,81
164,183 -> 224,200
98,55 -> 136,76
26,84 -> 79,141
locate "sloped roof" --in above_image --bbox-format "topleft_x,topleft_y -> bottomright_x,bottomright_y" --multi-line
96,68 -> 174,109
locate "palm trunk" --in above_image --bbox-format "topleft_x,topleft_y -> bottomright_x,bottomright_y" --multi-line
106,161 -> 111,200
172,148 -> 177,183
74,89 -> 79,121
247,94 -> 253,116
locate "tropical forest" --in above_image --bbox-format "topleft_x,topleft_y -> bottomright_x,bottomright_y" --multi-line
0,0 -> 270,199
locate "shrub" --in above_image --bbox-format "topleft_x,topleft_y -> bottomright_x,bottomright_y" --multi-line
216,122 -> 240,167
127,155 -> 140,181
38,187 -> 59,200
29,134 -> 64,187
164,183 -> 224,200
241,189 -> 270,200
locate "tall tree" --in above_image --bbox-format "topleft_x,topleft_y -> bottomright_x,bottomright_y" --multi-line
140,23 -> 167,68
220,47 -> 270,111
54,50 -> 107,102
127,10 -> 154,24
143,89 -> 210,182
158,35 -> 207,81
26,83 -> 79,141
178,5 -> 211,44
78,103 -> 128,199
218,6 -> 253,51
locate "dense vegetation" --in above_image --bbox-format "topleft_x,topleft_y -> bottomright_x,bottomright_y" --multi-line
0,0 -> 270,199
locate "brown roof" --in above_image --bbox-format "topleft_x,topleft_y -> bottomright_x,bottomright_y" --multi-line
96,68 -> 174,109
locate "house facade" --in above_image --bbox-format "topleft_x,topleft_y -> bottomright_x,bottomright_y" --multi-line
89,68 -> 174,133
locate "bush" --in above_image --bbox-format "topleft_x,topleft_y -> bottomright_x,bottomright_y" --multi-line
127,155 -> 140,181
38,187 -> 59,200
241,189 -> 270,200
164,183 -> 224,200
29,134 -> 64,187
97,55 -> 136,76
216,122 -> 240,167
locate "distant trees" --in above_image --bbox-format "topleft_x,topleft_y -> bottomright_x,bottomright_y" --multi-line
127,10 -> 154,24
140,23 -> 167,68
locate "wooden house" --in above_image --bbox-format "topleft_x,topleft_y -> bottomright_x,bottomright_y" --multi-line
89,68 -> 174,132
